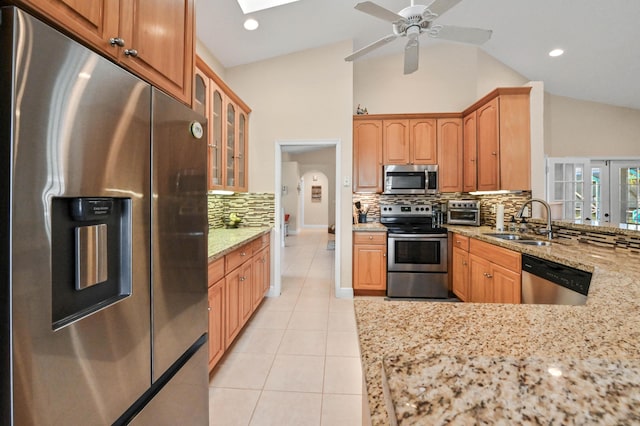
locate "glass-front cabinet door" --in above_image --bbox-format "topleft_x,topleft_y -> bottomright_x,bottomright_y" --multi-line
210,88 -> 223,189
193,70 -> 207,117
237,112 -> 247,191
226,102 -> 236,188
196,56 -> 251,192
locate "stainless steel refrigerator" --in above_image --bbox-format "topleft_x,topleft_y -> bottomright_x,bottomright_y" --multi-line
0,7 -> 209,424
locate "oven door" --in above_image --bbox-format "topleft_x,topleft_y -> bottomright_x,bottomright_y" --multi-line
447,208 -> 480,226
387,234 -> 448,273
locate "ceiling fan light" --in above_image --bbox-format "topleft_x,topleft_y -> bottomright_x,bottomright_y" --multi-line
549,48 -> 564,57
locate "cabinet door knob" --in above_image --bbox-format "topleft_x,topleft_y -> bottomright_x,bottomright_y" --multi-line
383,253 -> 386,257
240,252 -> 246,256
368,236 -> 373,240
124,49 -> 138,57
109,37 -> 125,47
456,240 -> 461,245
462,261 -> 467,266
491,151 -> 497,156
484,272 -> 493,278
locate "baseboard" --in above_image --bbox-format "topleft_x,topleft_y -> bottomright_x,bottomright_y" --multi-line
335,286 -> 354,299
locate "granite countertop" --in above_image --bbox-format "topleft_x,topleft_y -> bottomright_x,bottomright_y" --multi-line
356,225 -> 640,425
353,222 -> 387,232
208,226 -> 272,260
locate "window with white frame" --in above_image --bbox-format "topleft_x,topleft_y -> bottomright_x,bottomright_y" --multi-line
547,157 -> 640,224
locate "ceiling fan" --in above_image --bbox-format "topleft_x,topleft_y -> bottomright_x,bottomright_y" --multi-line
345,0 -> 492,74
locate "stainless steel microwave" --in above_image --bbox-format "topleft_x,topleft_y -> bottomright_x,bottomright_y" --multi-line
383,164 -> 438,195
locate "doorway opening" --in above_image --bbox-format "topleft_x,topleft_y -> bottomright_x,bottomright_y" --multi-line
273,139 -> 345,299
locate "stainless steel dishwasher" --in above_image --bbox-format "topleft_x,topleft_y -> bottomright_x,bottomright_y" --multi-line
521,254 -> 592,305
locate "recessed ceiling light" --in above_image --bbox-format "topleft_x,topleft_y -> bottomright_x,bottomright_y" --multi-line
237,0 -> 300,14
244,18 -> 259,31
549,48 -> 564,57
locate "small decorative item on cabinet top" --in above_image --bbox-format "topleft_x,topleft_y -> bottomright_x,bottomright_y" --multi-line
356,104 -> 368,115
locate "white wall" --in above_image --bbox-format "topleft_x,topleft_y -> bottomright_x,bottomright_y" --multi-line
196,40 -> 226,78
354,43 -> 479,113
475,49 -> 529,98
545,94 -> 640,157
223,41 -> 354,292
302,172 -> 329,226
289,147 -> 336,226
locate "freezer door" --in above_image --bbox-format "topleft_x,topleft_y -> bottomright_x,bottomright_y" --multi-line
130,344 -> 209,425
151,88 -> 208,382
2,7 -> 152,425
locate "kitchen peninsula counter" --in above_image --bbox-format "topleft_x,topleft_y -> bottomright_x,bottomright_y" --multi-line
208,226 -> 272,260
356,225 -> 640,425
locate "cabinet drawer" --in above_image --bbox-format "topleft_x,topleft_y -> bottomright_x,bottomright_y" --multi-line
354,232 -> 386,245
225,244 -> 252,272
252,233 -> 270,255
208,257 -> 225,287
452,233 -> 469,251
469,238 -> 521,272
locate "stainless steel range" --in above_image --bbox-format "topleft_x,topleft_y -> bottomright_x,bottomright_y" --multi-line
381,203 -> 449,298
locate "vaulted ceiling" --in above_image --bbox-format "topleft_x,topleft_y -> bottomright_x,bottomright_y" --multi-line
197,0 -> 640,110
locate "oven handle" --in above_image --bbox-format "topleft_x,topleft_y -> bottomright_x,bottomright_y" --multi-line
388,233 -> 448,239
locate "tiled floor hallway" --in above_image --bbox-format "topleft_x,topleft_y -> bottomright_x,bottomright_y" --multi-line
209,229 -> 363,425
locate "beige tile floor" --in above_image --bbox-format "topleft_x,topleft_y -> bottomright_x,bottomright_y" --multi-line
209,229 -> 363,426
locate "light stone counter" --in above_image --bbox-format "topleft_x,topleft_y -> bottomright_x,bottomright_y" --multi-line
208,226 -> 271,260
356,225 -> 640,425
353,222 -> 387,232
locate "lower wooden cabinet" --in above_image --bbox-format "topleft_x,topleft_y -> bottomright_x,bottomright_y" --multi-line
208,232 -> 271,372
252,246 -> 270,309
224,265 -> 243,349
353,232 -> 387,294
451,233 -> 470,301
238,261 -> 253,327
207,278 -> 225,371
468,238 -> 521,304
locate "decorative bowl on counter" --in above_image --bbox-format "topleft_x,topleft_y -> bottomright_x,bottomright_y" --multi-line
225,213 -> 242,228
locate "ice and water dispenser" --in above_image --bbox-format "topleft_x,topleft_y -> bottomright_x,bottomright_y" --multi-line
51,197 -> 132,330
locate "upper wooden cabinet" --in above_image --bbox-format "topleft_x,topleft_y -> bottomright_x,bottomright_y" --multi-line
383,119 -> 437,165
353,120 -> 383,193
437,118 -> 463,192
195,57 -> 251,192
353,87 -> 531,194
463,87 -> 532,191
462,111 -> 478,192
17,0 -> 195,105
476,98 -> 500,191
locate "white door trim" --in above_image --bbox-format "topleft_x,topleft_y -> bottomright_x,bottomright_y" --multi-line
273,139 -> 347,298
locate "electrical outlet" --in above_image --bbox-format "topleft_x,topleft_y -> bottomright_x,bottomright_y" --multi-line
343,177 -> 350,187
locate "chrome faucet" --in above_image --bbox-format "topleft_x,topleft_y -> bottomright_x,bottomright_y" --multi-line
516,198 -> 553,240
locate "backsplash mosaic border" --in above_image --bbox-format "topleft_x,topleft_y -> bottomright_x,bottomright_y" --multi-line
208,192 -> 275,229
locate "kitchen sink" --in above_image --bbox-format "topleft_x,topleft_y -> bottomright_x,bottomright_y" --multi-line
482,233 -> 530,240
514,240 -> 552,246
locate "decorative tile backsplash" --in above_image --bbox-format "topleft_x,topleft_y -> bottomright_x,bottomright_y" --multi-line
352,192 -> 531,226
208,193 -> 275,229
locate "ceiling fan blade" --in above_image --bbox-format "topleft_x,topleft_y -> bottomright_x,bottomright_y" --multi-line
345,34 -> 397,62
431,25 -> 492,44
355,1 -> 405,23
403,37 -> 419,75
427,0 -> 463,17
